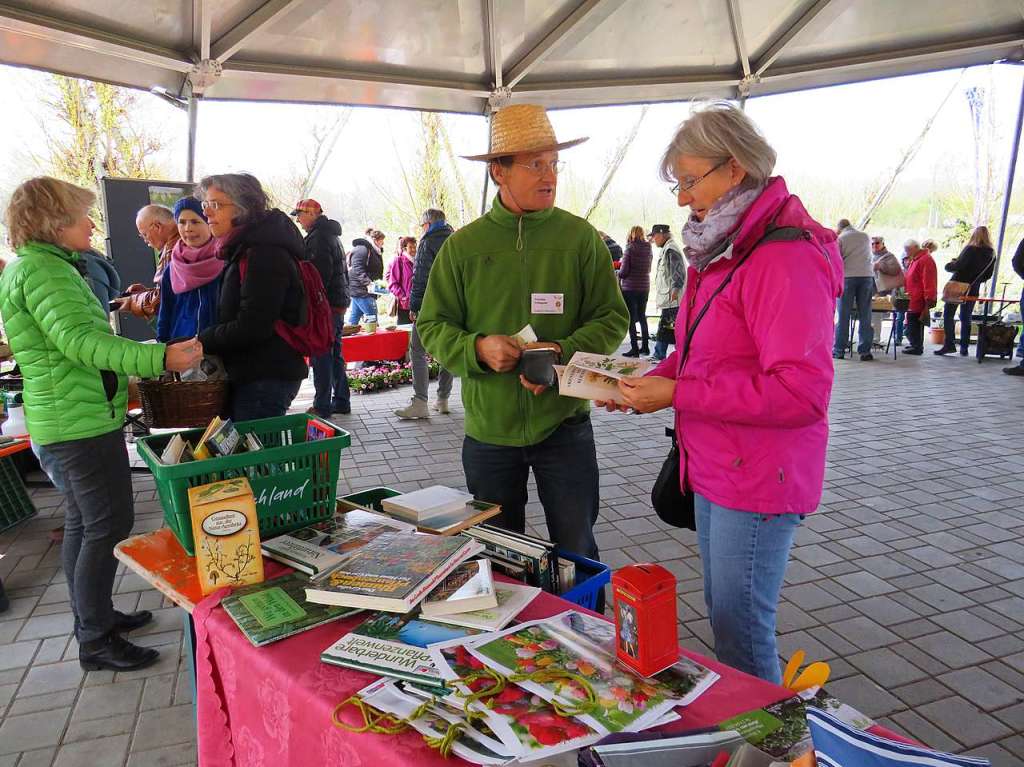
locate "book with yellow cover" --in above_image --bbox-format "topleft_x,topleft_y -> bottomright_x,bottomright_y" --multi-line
188,477 -> 264,595
191,416 -> 223,461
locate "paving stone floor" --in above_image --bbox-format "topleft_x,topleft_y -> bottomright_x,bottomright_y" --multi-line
1,342 -> 1023,765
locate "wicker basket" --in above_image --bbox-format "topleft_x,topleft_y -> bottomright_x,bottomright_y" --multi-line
137,378 -> 227,428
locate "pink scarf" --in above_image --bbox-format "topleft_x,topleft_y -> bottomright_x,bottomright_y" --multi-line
170,236 -> 224,294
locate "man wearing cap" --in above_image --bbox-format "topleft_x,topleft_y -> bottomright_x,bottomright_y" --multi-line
416,104 -> 628,579
650,224 -> 685,362
293,199 -> 351,417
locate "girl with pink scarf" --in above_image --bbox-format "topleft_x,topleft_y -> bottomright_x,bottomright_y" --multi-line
156,197 -> 225,342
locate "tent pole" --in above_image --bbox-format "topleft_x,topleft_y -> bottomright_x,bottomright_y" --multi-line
186,94 -> 199,183
479,110 -> 492,215
990,67 -> 1024,298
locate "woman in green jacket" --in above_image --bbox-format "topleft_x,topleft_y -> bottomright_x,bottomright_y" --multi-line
1,177 -> 202,671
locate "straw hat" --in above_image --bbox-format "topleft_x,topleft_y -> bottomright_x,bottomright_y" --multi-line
462,104 -> 588,161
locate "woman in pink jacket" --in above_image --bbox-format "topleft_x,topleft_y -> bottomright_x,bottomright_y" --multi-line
602,102 -> 843,683
386,236 -> 416,324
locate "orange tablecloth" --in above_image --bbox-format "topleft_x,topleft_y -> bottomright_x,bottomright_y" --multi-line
341,329 -> 410,363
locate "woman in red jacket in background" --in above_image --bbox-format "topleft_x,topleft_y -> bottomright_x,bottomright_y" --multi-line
903,238 -> 937,355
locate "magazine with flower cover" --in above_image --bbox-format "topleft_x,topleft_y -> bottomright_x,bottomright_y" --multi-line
220,572 -> 361,647
465,611 -> 692,735
427,638 -> 601,760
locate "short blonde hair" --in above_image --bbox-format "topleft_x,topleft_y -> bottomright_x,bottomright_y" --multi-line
660,101 -> 777,184
5,177 -> 95,250
921,239 -> 938,252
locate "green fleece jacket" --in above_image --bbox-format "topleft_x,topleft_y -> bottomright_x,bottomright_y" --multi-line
416,196 -> 628,447
0,241 -> 166,445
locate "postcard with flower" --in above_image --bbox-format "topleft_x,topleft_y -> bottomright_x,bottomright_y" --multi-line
427,639 -> 601,760
465,614 -> 682,735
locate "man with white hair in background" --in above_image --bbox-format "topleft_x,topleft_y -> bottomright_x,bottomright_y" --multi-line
833,218 -> 875,361
114,205 -> 179,320
902,238 -> 937,356
870,235 -> 903,345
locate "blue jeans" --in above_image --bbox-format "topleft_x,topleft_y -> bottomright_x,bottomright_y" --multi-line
311,314 -> 350,415
346,296 -> 378,325
230,379 -> 302,422
1017,290 -> 1024,358
462,415 -> 600,570
834,276 -> 875,355
893,311 -> 906,345
694,493 -> 801,684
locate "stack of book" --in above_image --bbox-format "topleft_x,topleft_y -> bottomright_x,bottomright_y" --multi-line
380,486 -> 474,522
461,525 -> 562,593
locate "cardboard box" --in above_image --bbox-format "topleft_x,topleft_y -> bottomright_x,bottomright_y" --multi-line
188,477 -> 264,595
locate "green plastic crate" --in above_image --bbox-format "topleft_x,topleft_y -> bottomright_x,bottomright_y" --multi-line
337,486 -> 401,513
136,414 -> 350,555
0,455 -> 36,533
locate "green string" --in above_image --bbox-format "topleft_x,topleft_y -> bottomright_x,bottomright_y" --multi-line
454,666 -> 599,718
424,722 -> 464,757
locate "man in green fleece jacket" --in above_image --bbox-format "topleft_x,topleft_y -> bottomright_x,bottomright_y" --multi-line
417,105 -> 628,577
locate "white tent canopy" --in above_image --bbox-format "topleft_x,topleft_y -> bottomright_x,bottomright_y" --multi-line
0,0 -> 1021,113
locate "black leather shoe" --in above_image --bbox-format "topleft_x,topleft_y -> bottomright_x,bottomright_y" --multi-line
0,578 -> 9,614
903,348 -> 923,356
860,353 -> 874,361
640,346 -> 650,356
1004,366 -> 1024,377
622,348 -> 640,358
933,347 -> 956,355
114,609 -> 153,633
80,632 -> 159,672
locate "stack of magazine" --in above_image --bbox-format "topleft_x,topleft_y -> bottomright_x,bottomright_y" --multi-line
461,525 -> 566,593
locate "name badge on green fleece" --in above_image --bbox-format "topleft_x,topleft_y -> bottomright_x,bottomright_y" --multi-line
531,293 -> 564,314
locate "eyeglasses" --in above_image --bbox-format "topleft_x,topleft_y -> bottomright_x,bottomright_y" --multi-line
670,159 -> 730,195
512,159 -> 565,176
200,199 -> 234,212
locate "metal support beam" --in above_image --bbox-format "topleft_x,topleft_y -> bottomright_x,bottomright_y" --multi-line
479,111 -> 492,215
481,0 -> 502,89
505,0 -> 609,88
222,59 -> 491,96
0,3 -> 192,71
990,67 -> 1024,298
725,0 -> 750,78
193,0 -> 212,60
186,94 -> 199,182
211,0 -> 299,63
752,0 -> 835,79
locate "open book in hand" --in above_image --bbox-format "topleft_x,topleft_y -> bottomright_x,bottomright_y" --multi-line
554,352 -> 656,404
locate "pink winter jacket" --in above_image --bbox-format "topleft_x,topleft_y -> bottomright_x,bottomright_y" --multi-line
649,177 -> 843,515
386,254 -> 415,311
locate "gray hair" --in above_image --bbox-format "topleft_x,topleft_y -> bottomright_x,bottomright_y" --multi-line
659,101 -> 776,184
421,208 -> 446,226
136,204 -> 174,225
904,238 -> 920,250
837,219 -> 852,231
195,173 -> 268,227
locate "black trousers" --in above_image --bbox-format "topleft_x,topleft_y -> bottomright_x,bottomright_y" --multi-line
44,429 -> 134,643
621,290 -> 650,351
907,311 -> 925,352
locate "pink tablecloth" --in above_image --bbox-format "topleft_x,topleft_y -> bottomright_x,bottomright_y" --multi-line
194,575 -> 909,766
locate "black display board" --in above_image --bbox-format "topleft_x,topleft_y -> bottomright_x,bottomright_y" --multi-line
99,177 -> 194,341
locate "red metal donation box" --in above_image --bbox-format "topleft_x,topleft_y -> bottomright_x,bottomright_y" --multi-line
611,563 -> 678,677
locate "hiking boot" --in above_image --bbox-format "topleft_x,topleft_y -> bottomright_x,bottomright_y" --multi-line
394,398 -> 430,420
432,398 -> 450,415
80,632 -> 159,672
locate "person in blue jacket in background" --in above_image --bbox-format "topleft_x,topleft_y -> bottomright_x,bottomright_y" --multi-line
156,197 -> 223,342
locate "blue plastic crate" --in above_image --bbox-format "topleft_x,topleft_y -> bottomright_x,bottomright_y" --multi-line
559,550 -> 610,611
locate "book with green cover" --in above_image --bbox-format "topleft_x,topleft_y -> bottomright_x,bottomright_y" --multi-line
221,573 -> 361,647
305,531 -> 484,612
321,611 -> 480,691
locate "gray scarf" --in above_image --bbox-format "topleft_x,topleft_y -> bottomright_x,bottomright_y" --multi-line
682,181 -> 765,272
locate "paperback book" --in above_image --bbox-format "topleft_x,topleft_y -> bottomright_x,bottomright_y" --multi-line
321,611 -> 480,691
420,559 -> 496,618
425,581 -> 540,631
261,508 -> 414,576
220,572 -> 360,646
553,351 -> 656,405
381,485 -> 474,521
462,525 -> 558,592
305,531 -> 484,612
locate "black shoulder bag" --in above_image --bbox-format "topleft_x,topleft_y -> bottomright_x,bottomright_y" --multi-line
651,224 -> 807,529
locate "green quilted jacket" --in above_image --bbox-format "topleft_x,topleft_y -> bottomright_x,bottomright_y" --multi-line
0,241 -> 166,446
